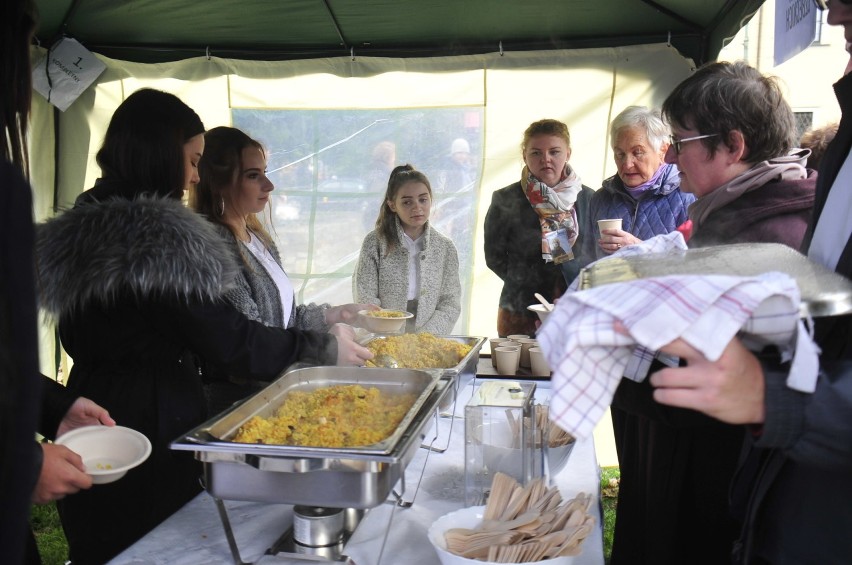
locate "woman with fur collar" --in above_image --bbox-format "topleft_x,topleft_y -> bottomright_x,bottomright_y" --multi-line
190,126 -> 375,412
35,89 -> 371,564
354,165 -> 461,334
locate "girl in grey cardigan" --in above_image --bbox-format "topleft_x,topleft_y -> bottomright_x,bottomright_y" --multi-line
192,127 -> 373,410
354,165 -> 461,334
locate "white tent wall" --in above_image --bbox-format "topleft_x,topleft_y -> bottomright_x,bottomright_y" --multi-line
29,42 -> 693,378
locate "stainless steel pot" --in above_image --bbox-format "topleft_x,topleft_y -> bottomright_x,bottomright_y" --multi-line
171,366 -> 453,508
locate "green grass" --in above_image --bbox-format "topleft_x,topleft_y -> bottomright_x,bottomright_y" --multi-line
31,503 -> 68,565
600,466 -> 620,564
31,468 -> 622,564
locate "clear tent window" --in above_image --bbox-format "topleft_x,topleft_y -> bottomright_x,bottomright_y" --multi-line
233,107 -> 483,334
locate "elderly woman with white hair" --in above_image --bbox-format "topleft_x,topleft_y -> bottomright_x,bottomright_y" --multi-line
584,105 -> 694,260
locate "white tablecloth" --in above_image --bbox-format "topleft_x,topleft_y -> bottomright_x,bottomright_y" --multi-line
109,378 -> 604,565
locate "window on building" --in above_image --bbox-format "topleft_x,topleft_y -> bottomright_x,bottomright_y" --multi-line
232,107 -> 483,334
813,8 -> 829,45
794,111 -> 814,141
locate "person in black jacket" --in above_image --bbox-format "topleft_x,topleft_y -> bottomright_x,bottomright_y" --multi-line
484,118 -> 594,337
35,88 -> 372,564
0,2 -> 120,564
647,3 -> 852,561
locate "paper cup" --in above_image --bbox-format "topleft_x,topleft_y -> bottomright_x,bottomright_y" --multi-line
511,338 -> 537,369
506,334 -> 531,341
597,218 -> 622,236
488,338 -> 512,367
529,347 -> 552,376
494,346 -> 521,376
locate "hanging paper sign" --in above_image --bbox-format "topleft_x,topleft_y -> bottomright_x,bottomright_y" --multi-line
774,0 -> 820,67
32,37 -> 106,112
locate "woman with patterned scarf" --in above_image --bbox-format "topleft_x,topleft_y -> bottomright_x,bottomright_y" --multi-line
484,119 -> 595,337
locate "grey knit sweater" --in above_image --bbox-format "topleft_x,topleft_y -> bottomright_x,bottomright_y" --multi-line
353,220 -> 461,334
214,223 -> 329,331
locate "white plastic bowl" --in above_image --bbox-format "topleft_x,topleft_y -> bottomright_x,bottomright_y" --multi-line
428,505 -> 575,565
55,425 -> 152,484
527,304 -> 552,324
358,309 -> 413,333
478,422 -> 575,479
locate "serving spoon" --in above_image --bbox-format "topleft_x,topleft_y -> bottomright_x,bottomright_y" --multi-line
534,292 -> 554,312
373,353 -> 399,368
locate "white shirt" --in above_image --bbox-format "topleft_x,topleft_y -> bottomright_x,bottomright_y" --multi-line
401,232 -> 423,301
243,232 -> 294,327
809,150 -> 852,271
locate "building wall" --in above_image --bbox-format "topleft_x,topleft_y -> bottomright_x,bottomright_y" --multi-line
718,3 -> 846,132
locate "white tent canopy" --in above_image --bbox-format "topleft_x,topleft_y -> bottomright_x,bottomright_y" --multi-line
29,42 -> 694,376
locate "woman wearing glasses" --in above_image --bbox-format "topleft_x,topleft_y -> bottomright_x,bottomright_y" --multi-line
645,2 -> 852,562
663,62 -> 815,249
584,105 -> 694,260
608,61 -> 816,565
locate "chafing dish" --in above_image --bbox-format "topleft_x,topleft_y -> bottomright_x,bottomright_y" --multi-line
361,334 -> 485,375
579,242 -> 852,318
171,366 -> 451,508
362,334 -> 486,408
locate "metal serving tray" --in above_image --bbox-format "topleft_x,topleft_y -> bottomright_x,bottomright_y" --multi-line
363,334 -> 486,408
578,242 -> 852,318
362,334 -> 486,376
171,366 -> 451,507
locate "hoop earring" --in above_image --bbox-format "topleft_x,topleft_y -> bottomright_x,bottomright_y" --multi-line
217,197 -> 225,217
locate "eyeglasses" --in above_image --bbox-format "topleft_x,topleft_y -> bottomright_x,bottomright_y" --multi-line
668,133 -> 719,155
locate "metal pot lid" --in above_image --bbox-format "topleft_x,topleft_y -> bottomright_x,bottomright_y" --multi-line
578,242 -> 852,318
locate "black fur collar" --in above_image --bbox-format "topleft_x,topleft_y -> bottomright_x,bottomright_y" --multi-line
36,195 -> 239,317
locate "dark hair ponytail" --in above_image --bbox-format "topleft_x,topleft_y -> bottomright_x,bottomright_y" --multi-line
374,164 -> 433,254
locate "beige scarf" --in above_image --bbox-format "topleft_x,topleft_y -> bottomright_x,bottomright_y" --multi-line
689,149 -> 809,231
522,163 -> 583,264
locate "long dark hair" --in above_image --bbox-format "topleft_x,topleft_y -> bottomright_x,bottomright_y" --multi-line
2,0 -> 38,176
191,126 -> 274,250
375,164 -> 432,254
95,88 -> 205,198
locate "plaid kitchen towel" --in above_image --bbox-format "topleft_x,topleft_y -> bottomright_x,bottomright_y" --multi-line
538,270 -> 819,440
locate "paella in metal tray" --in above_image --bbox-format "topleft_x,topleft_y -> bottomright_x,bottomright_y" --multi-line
171,366 -> 451,507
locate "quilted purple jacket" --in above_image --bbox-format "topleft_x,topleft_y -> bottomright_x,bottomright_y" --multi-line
582,164 -> 694,260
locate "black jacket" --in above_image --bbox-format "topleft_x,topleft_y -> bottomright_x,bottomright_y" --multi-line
35,185 -> 337,564
732,71 -> 852,565
484,181 -> 594,314
0,160 -> 44,565
609,163 -> 815,564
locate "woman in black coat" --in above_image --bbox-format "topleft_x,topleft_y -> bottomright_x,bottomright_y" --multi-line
483,118 -> 594,337
35,89 -> 371,564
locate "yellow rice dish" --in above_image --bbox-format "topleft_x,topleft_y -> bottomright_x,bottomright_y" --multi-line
365,333 -> 472,369
366,309 -> 408,318
231,384 -> 416,447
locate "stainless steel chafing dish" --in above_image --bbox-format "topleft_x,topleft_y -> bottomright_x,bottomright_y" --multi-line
361,334 -> 486,408
361,334 -> 486,375
171,366 -> 451,508
579,242 -> 852,318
